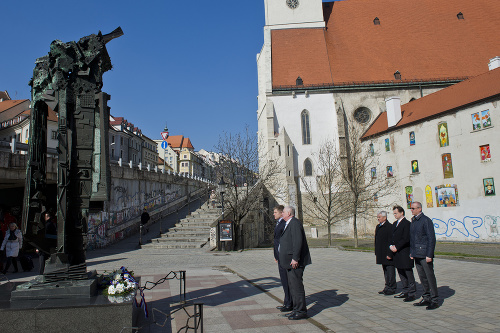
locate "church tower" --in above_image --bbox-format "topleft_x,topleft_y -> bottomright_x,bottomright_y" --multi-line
264,0 -> 325,29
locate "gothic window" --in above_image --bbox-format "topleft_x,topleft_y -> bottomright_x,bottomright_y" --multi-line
304,158 -> 313,176
301,110 -> 311,144
354,107 -> 371,124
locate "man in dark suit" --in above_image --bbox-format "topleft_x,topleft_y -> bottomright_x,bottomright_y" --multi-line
375,211 -> 396,295
279,206 -> 311,320
390,205 -> 416,302
410,201 -> 440,310
273,205 -> 292,312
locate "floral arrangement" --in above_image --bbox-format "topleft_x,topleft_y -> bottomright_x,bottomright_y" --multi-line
100,267 -> 138,297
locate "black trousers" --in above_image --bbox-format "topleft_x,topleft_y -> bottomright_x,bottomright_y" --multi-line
397,267 -> 416,297
278,261 -> 292,307
415,258 -> 439,303
3,256 -> 18,273
382,264 -> 397,292
287,267 -> 307,315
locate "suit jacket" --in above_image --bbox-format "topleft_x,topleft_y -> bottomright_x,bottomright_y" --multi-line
374,220 -> 394,265
279,217 -> 312,269
390,217 -> 414,269
410,213 -> 436,258
274,218 -> 285,261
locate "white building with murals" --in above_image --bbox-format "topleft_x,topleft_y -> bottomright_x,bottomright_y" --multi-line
256,0 -> 500,235
362,63 -> 500,242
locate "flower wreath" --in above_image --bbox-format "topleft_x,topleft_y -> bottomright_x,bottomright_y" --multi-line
100,267 -> 138,296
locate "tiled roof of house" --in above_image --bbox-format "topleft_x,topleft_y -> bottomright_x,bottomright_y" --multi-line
0,91 -> 10,101
166,135 -> 184,148
361,67 -> 500,140
271,0 -> 500,87
181,137 -> 194,149
0,100 -> 30,122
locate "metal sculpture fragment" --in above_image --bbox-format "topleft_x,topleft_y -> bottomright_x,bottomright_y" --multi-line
22,27 -> 123,282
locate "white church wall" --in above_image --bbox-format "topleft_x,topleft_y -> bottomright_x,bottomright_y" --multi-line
264,0 -> 325,28
368,99 -> 500,242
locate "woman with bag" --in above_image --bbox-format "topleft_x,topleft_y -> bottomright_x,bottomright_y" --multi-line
1,222 -> 23,274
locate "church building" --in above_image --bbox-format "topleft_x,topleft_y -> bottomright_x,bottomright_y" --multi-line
257,0 -> 500,234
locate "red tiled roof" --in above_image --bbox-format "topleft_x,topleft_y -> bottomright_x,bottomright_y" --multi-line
166,135 -> 184,148
271,0 -> 500,87
181,137 -> 194,149
361,67 -> 500,139
0,100 -> 30,122
0,91 -> 10,101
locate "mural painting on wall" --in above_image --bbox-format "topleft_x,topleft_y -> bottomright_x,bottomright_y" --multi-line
484,178 -> 495,196
87,211 -> 109,249
385,138 -> 390,152
435,184 -> 458,207
438,122 -> 449,147
482,109 -> 492,128
371,167 -> 377,179
471,112 -> 481,130
411,160 -> 419,173
480,144 -> 491,162
405,186 -> 413,209
441,153 -> 454,178
369,143 -> 374,156
425,185 -> 433,208
409,131 -> 415,146
386,166 -> 393,177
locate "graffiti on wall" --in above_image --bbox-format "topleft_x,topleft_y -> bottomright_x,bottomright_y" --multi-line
433,215 -> 500,239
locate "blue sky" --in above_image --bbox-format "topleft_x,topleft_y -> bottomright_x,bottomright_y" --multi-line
0,0 -> 266,150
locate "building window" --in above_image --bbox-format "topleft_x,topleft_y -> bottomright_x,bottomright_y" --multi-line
369,143 -> 374,156
304,159 -> 313,176
438,122 -> 449,147
301,110 -> 311,144
385,138 -> 390,152
371,167 -> 377,179
184,155 -> 187,159
120,137 -> 123,145
409,131 -> 415,146
278,145 -> 281,156
25,129 -> 29,139
472,110 -> 491,131
386,166 -> 393,177
17,133 -> 21,142
354,107 -> 371,124
51,131 -> 57,140
480,145 -> 491,162
287,145 -> 290,156
411,160 -> 419,173
112,135 -> 115,144
442,153 -> 454,178
120,150 -> 123,158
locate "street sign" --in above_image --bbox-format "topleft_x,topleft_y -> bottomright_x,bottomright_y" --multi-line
161,141 -> 168,150
161,131 -> 169,140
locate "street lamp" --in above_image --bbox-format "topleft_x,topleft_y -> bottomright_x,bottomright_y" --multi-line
218,177 -> 227,216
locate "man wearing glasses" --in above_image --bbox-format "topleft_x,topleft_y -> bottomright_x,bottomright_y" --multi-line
410,202 -> 440,310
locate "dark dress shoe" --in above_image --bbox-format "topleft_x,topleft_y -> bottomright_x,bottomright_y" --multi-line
383,291 -> 396,295
378,290 -> 385,294
282,311 -> 296,317
413,299 -> 431,307
426,303 -> 440,310
403,296 -> 416,302
394,293 -> 407,298
280,306 -> 293,312
288,313 -> 308,320
276,305 -> 285,310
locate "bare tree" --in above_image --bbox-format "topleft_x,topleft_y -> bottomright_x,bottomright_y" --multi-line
339,121 -> 397,248
214,126 -> 284,249
300,140 -> 346,247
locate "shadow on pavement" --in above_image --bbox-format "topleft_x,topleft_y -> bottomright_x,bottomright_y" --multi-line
307,289 -> 350,316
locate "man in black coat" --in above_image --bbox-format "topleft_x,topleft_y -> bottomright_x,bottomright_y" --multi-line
273,205 -> 292,312
375,211 -> 396,295
390,205 -> 416,302
279,206 -> 311,320
410,201 -> 440,310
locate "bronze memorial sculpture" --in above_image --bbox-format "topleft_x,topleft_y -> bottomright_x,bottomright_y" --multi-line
20,27 -> 123,287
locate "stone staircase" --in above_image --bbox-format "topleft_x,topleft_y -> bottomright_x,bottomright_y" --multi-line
143,205 -> 220,249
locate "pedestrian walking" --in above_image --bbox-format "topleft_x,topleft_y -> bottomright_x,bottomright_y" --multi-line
1,222 -> 23,274
141,208 -> 151,234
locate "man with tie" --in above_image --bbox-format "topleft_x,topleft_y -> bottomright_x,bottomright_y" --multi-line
390,205 -> 416,302
410,202 -> 440,310
279,206 -> 312,320
273,205 -> 292,312
374,211 -> 396,295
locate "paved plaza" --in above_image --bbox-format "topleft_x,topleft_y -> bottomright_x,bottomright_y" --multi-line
83,237 -> 499,332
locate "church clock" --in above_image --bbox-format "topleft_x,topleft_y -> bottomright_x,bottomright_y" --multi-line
286,0 -> 299,9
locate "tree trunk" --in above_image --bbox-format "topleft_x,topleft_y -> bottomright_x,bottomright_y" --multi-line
328,222 -> 332,247
353,214 -> 358,248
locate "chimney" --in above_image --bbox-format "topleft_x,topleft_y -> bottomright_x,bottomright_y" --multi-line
488,57 -> 500,71
385,96 -> 402,128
